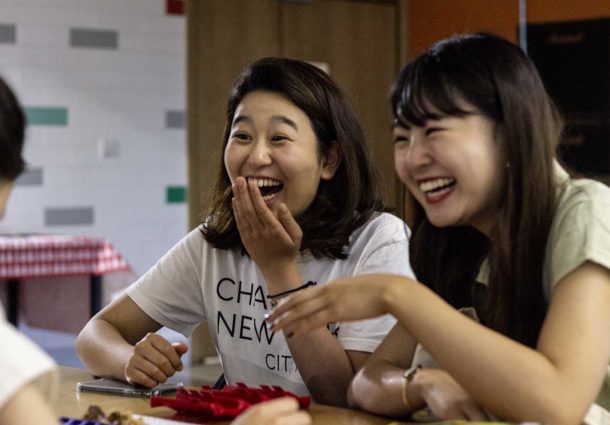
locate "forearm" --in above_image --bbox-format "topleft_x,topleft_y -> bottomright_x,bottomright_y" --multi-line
381,275 -> 602,424
286,327 -> 355,406
265,266 -> 356,406
348,359 -> 411,416
76,319 -> 136,381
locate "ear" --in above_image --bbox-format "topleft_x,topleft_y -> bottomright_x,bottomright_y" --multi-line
320,141 -> 341,180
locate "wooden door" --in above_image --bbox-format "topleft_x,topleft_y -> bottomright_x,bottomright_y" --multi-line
188,0 -> 405,230
279,0 -> 404,213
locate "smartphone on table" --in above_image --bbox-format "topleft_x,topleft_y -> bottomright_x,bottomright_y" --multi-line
76,377 -> 183,397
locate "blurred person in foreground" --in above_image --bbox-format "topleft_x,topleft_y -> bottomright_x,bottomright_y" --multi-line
0,74 -> 58,425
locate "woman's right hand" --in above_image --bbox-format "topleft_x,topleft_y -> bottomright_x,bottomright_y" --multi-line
412,368 -> 491,421
124,333 -> 188,387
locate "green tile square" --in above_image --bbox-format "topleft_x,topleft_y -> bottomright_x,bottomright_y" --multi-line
166,186 -> 186,203
24,107 -> 68,126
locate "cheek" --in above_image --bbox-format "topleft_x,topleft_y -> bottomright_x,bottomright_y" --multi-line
394,152 -> 410,186
223,145 -> 239,182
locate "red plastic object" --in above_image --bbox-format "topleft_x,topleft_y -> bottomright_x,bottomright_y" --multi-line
150,383 -> 311,420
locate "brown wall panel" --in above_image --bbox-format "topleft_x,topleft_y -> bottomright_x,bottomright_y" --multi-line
187,0 -> 280,230
407,0 -> 518,57
407,0 -> 610,58
280,0 -> 402,212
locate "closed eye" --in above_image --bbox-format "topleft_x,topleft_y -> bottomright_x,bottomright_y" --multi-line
425,127 -> 444,136
393,134 -> 411,144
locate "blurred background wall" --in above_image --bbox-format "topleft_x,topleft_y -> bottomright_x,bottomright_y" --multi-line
407,0 -> 610,57
0,0 -> 187,277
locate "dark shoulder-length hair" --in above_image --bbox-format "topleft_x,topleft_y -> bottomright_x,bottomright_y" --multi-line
0,76 -> 25,181
202,57 -> 384,259
391,33 -> 562,347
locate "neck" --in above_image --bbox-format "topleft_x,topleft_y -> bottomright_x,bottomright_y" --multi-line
0,179 -> 14,219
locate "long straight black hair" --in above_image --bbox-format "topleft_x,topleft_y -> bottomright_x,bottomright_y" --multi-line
392,34 -> 562,347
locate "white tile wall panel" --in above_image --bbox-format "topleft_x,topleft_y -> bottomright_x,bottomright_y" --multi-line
15,24 -> 68,48
0,0 -> 187,276
0,0 -> 167,22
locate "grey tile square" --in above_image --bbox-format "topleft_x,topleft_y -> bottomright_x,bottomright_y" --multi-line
166,110 -> 186,129
70,28 -> 118,49
0,23 -> 16,43
15,168 -> 43,186
45,207 -> 94,226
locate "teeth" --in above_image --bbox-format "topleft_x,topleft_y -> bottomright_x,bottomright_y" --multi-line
254,178 -> 282,188
419,178 -> 455,192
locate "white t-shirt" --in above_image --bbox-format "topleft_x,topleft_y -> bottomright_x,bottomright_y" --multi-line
0,306 -> 56,409
128,212 -> 413,395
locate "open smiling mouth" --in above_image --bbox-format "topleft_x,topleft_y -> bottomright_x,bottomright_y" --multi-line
255,178 -> 284,201
419,177 -> 456,203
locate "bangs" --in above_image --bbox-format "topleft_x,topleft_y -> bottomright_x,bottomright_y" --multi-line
392,53 -> 473,126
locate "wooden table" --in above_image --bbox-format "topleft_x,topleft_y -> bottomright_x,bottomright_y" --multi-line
52,366 -> 391,425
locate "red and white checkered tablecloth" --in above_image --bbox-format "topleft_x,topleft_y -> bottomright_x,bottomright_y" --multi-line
0,234 -> 131,279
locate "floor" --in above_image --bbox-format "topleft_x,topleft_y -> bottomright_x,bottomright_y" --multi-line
20,323 -> 223,386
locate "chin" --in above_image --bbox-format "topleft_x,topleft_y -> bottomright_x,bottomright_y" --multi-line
426,214 -> 459,228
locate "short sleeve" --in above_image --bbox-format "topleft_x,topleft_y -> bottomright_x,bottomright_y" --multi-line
338,214 -> 415,352
127,228 -> 207,336
545,179 -> 610,297
0,315 -> 56,409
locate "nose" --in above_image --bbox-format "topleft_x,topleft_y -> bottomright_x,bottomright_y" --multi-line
245,139 -> 273,168
403,136 -> 431,169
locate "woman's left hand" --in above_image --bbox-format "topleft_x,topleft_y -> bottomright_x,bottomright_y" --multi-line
267,274 -> 408,337
232,176 -> 302,275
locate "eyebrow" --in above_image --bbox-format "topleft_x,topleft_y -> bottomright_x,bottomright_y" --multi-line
271,115 -> 298,131
231,115 -> 251,127
231,114 -> 299,131
392,118 -> 411,130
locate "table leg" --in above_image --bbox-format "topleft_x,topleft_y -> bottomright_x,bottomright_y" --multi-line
6,279 -> 19,326
90,275 -> 102,317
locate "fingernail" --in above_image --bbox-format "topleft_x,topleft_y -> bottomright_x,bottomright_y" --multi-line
266,322 -> 273,330
263,312 -> 270,320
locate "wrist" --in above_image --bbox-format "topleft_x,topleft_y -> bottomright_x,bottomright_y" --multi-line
262,262 -> 301,293
381,275 -> 412,316
408,367 -> 431,410
402,364 -> 423,412
268,281 -> 315,307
